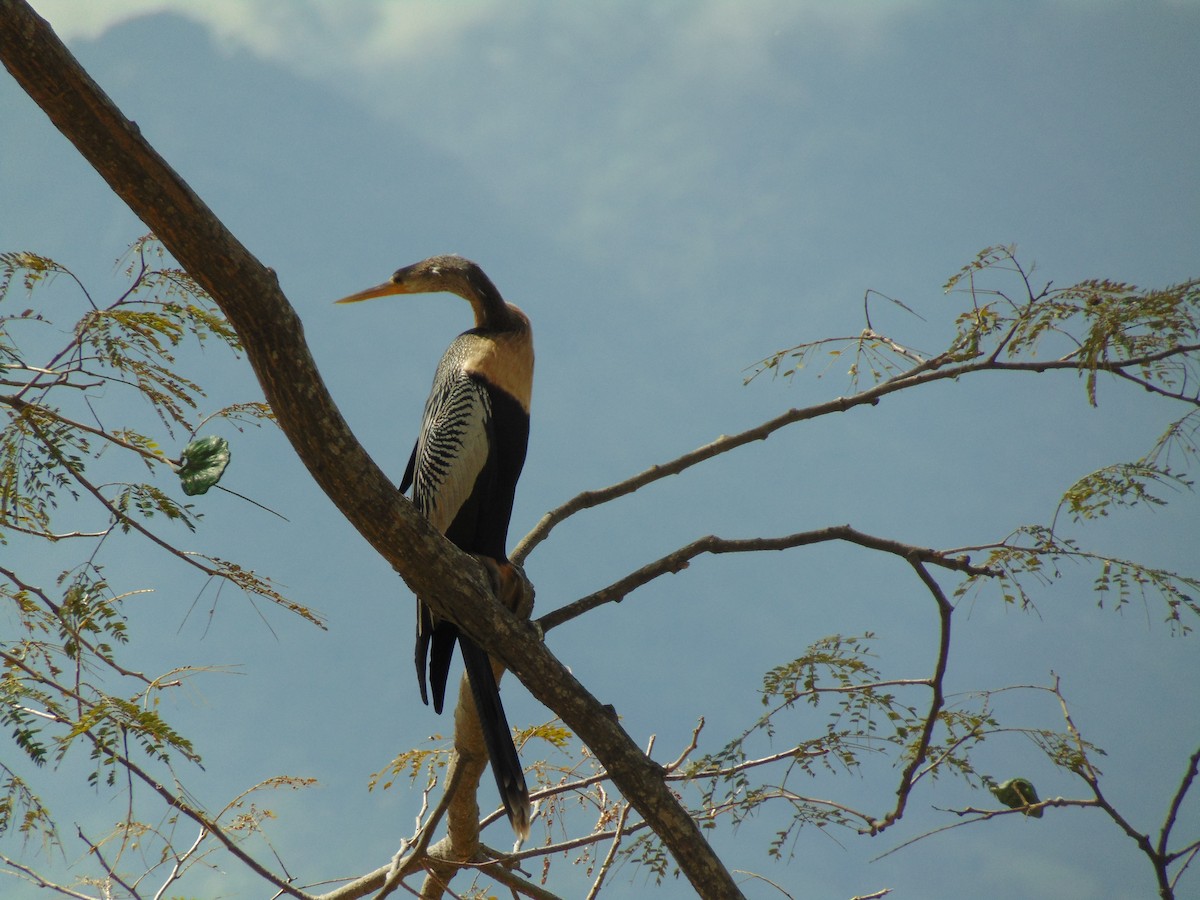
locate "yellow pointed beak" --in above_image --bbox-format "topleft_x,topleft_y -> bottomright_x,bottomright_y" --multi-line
333,280 -> 410,304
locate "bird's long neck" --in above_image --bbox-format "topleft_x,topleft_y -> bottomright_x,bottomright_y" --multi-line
461,266 -> 518,331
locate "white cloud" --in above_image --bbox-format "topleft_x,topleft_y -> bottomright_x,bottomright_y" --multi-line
674,0 -> 929,74
34,0 -> 504,68
21,1 -> 928,278
33,0 -> 922,93
33,0 -> 170,39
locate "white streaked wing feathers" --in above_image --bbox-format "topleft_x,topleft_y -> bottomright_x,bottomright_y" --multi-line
413,371 -> 491,534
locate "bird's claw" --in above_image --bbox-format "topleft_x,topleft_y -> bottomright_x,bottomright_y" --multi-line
474,556 -> 534,617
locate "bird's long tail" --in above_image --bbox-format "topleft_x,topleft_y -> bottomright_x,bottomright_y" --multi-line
459,635 -> 532,840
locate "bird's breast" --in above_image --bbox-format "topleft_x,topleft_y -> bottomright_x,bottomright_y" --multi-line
462,330 -> 534,412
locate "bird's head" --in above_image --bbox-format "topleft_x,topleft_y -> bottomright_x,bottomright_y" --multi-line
335,254 -> 510,329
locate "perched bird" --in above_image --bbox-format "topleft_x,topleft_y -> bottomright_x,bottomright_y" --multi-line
336,255 -> 534,838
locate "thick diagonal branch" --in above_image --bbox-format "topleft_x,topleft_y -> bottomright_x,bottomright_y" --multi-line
0,4 -> 743,897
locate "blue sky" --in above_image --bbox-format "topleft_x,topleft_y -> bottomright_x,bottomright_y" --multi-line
3,2 -> 1199,898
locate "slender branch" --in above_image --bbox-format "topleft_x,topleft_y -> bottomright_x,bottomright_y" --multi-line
666,718 -> 705,772
735,869 -> 799,900
312,867 -> 389,900
1111,366 -> 1200,406
494,739 -> 830,867
107,744 -> 313,899
1168,839 -> 1200,868
775,791 -> 877,829
677,745 -> 829,785
374,762 -> 466,900
1051,677 -> 1186,899
0,565 -> 159,684
0,520 -> 112,540
540,525 -> 993,632
1,366 -> 102,390
20,412 -> 212,576
864,559 -> 953,835
152,828 -> 208,900
514,392 -> 885,564
77,825 -> 142,900
502,821 -> 652,865
586,800 -> 632,900
0,856 -> 99,900
1161,748 -> 1200,868
2,393 -> 171,466
1170,845 -> 1200,894
513,343 -> 1200,563
479,863 -> 565,900
1159,746 -> 1200,862
872,796 -> 1098,862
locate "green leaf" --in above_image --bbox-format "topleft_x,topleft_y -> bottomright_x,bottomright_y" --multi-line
177,435 -> 230,495
991,777 -> 1043,817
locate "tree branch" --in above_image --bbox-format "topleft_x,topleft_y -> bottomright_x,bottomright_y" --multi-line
1161,747 -> 1200,862
77,825 -> 143,900
864,559 -> 953,835
540,525 -> 993,633
0,855 -> 100,900
512,337 -> 1200,564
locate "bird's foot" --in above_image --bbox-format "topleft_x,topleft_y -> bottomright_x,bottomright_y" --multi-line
475,556 -> 534,618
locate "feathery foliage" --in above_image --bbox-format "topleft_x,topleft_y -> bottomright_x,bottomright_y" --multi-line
0,238 -> 316,887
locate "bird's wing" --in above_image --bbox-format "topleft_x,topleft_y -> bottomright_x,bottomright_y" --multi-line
411,370 -> 493,534
412,369 -> 494,711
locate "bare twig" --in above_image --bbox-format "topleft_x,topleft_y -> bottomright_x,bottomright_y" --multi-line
585,799 -> 631,900
1161,747 -> 1200,862
77,825 -> 142,900
152,828 -> 208,900
1069,714 -> 1176,900
375,762 -> 465,899
731,869 -> 798,899
666,718 -> 705,772
1110,367 -> 1200,406
0,855 -> 99,900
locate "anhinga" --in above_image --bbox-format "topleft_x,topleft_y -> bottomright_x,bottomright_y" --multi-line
336,255 -> 534,838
